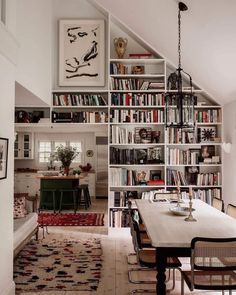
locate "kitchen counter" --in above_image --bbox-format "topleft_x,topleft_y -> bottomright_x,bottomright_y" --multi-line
37,174 -> 87,180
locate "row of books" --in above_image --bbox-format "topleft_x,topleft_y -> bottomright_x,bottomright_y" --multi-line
110,109 -> 164,123
167,148 -> 200,165
110,168 -> 138,186
109,209 -> 129,228
110,78 -> 165,90
181,189 -> 221,205
166,109 -> 195,126
111,126 -> 135,144
52,111 -> 108,123
196,172 -> 221,186
166,168 -> 221,186
111,93 -> 164,106
195,109 -> 222,123
110,147 -> 163,165
53,94 -> 107,106
166,128 -> 197,144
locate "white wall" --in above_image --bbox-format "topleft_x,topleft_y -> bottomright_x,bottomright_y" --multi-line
223,100 -> 236,207
16,0 -> 52,105
0,54 -> 16,295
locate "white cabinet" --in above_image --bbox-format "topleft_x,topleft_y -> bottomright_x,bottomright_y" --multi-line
14,173 -> 40,196
14,132 -> 34,159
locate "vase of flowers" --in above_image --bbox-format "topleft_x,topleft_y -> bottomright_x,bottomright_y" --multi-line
55,145 -> 78,176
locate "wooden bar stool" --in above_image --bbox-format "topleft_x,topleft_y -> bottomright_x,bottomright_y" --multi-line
77,184 -> 91,209
39,188 -> 57,213
59,188 -> 77,213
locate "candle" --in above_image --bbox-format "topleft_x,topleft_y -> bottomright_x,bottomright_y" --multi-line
189,186 -> 193,197
177,180 -> 180,192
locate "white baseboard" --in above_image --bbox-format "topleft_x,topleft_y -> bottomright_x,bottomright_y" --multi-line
0,281 -> 15,295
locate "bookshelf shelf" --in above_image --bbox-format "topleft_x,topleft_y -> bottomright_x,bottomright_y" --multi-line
110,58 -> 165,64
110,105 -> 164,109
110,90 -> 165,93
109,164 -> 165,167
110,74 -> 165,78
110,122 -> 165,125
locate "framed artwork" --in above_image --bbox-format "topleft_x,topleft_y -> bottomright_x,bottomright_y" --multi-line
0,138 -> 8,180
134,127 -> 152,143
149,170 -> 162,181
198,127 -> 216,142
59,19 -> 105,86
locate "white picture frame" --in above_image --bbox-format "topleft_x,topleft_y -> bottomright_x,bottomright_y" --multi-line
59,19 -> 105,86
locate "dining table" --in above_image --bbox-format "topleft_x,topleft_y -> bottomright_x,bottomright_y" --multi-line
135,199 -> 236,295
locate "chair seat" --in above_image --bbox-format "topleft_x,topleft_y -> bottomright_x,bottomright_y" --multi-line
140,232 -> 152,246
139,223 -> 146,232
139,249 -> 181,269
182,270 -> 236,290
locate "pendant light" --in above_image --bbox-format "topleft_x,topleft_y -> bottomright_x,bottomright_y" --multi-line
165,2 -> 197,129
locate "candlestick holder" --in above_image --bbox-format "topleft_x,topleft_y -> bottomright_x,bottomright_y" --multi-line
185,193 -> 197,222
176,188 -> 181,208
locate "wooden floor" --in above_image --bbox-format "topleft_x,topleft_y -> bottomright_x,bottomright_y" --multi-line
18,199 -> 235,295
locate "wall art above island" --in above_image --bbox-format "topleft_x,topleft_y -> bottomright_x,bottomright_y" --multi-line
59,19 -> 105,86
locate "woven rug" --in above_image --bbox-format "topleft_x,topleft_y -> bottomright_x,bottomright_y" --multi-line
38,212 -> 104,226
14,238 -> 102,293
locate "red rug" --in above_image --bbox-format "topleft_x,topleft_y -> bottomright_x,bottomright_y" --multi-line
38,213 -> 104,226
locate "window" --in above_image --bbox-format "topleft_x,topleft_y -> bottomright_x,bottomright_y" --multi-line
39,141 -> 51,163
38,140 -> 83,165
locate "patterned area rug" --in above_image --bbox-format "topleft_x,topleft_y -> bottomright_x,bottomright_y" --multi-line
14,238 -> 102,293
38,212 -> 104,226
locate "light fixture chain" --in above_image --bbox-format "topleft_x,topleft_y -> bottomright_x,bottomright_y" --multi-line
178,9 -> 181,69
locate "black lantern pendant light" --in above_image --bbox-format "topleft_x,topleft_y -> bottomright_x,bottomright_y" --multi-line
165,2 -> 197,128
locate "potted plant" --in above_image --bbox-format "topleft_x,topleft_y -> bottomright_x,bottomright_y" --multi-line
55,145 -> 78,175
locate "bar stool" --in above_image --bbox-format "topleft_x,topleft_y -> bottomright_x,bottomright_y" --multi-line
77,184 -> 91,209
59,188 -> 77,213
39,188 -> 57,213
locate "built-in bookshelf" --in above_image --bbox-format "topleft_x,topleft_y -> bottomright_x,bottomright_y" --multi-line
108,32 -> 222,229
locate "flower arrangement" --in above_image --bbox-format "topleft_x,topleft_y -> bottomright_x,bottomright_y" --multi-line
55,145 -> 78,169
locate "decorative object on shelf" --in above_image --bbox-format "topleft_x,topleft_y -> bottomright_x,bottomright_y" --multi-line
55,145 -> 78,176
73,168 -> 81,176
137,170 -> 147,185
185,166 -> 199,185
113,37 -> 128,59
151,130 -> 161,143
185,186 -> 197,222
86,150 -> 94,157
0,137 -> 8,180
165,2 -> 197,128
59,19 -> 105,86
15,110 -> 31,123
79,163 -> 92,172
198,126 -> 216,142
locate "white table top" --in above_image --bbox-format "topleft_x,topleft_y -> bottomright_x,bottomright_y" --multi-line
136,199 -> 236,248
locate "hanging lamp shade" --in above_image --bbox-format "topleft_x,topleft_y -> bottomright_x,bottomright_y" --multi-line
165,2 -> 197,129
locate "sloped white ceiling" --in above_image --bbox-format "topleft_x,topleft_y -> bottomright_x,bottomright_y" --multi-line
94,0 -> 236,105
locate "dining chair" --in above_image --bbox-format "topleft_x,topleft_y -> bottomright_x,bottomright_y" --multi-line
226,204 -> 236,219
129,218 -> 181,294
212,197 -> 224,212
181,237 -> 236,295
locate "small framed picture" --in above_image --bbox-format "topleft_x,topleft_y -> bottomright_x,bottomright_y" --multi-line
149,170 -> 162,181
135,127 -> 152,143
200,145 -> 215,159
131,65 -> 145,75
0,138 -> 9,180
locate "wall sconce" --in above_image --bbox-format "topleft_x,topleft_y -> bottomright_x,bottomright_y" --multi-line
222,142 -> 232,154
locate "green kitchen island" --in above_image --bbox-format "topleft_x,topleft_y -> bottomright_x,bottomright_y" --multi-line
38,174 -> 87,211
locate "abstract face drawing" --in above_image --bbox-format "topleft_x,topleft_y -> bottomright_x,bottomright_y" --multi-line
59,20 -> 105,86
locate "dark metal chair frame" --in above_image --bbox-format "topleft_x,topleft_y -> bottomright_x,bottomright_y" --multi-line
181,237 -> 236,295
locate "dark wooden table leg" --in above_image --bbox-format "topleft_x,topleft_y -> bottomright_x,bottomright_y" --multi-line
156,248 -> 167,295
